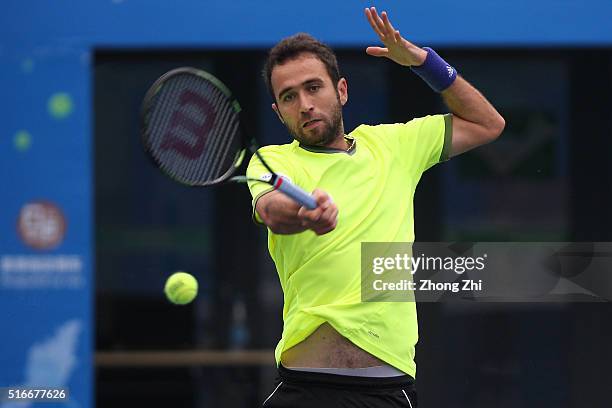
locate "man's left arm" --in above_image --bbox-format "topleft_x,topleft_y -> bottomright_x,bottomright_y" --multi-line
365,6 -> 505,158
441,77 -> 505,157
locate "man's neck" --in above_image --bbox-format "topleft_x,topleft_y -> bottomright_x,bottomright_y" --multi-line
324,135 -> 350,151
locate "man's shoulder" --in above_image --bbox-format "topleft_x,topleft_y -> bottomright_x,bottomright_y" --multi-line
349,122 -> 405,140
350,123 -> 382,134
247,141 -> 298,169
256,141 -> 297,154
350,122 -> 408,137
351,115 -> 447,139
251,141 -> 298,160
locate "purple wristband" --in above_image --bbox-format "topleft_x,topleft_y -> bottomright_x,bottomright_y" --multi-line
410,47 -> 457,92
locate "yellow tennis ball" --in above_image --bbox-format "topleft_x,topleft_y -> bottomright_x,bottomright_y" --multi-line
164,272 -> 198,305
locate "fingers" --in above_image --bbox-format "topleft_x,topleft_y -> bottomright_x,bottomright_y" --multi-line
365,7 -> 397,43
380,11 -> 397,39
365,46 -> 389,57
297,189 -> 338,235
308,203 -> 338,235
297,205 -> 321,224
312,188 -> 332,208
365,7 -> 385,40
394,30 -> 402,43
297,189 -> 327,224
312,204 -> 338,235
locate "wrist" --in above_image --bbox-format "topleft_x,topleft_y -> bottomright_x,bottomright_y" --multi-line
412,48 -> 428,67
410,47 -> 457,92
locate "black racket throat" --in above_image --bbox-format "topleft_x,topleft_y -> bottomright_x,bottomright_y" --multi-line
252,148 -> 275,176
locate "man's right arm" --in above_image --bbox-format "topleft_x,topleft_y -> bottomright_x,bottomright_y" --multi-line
255,189 -> 338,235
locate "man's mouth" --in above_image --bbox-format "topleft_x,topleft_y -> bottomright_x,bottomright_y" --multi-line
303,119 -> 322,129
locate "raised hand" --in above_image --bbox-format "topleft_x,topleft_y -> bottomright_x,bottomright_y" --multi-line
364,7 -> 428,67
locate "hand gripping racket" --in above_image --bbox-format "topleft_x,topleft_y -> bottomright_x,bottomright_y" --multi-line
141,67 -> 317,209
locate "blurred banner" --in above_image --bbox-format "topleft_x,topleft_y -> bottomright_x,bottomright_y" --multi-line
0,46 -> 92,407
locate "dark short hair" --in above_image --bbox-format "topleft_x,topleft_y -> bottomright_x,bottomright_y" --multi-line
263,33 -> 340,100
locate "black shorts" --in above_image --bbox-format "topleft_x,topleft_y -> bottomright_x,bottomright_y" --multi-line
262,365 -> 417,408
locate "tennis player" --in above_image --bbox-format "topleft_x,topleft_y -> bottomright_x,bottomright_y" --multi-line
248,7 -> 505,407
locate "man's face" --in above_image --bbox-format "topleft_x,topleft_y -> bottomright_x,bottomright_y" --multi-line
271,53 -> 348,146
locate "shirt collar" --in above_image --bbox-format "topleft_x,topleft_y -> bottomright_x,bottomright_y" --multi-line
298,135 -> 356,155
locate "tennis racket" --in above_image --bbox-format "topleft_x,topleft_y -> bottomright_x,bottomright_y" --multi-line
140,67 -> 317,209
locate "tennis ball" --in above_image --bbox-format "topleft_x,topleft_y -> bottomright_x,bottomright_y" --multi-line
164,272 -> 198,305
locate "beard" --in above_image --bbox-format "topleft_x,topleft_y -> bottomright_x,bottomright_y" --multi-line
286,99 -> 343,147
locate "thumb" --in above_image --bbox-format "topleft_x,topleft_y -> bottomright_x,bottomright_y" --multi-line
311,189 -> 331,209
365,47 -> 389,57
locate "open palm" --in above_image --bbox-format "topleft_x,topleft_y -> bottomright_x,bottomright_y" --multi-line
364,7 -> 427,67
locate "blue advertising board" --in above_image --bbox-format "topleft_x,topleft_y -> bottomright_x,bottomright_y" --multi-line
0,48 -> 92,407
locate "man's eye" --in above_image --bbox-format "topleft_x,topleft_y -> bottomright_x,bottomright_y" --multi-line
283,94 -> 295,102
309,85 -> 320,92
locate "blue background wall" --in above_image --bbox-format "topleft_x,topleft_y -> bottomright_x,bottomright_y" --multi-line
4,0 -> 612,47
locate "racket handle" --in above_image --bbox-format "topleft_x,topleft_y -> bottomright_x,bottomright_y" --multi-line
274,177 -> 317,209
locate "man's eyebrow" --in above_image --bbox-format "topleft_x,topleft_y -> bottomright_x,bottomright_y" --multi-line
278,78 -> 324,100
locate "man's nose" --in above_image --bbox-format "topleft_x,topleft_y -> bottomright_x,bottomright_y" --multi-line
298,92 -> 314,113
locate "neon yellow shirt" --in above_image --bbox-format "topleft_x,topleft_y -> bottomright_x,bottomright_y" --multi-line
246,114 -> 452,377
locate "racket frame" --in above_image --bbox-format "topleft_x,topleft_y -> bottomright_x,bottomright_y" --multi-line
140,67 -> 316,208
141,67 -> 247,187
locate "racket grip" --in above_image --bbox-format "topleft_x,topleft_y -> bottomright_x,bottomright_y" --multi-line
274,177 -> 317,209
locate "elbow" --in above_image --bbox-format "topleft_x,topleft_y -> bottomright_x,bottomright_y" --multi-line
487,113 -> 505,142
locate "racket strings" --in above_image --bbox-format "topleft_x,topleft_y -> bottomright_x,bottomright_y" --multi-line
194,86 -> 231,180
210,109 -> 241,179
198,89 -> 238,180
145,73 -> 242,185
170,76 -> 225,180
149,78 -> 211,180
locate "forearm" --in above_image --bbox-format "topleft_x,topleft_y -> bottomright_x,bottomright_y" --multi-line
362,8 -> 504,153
441,76 -> 505,133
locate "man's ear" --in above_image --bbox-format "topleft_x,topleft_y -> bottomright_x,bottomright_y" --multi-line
272,103 -> 285,124
337,78 -> 348,106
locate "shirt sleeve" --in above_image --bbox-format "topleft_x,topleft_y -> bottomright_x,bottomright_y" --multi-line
245,146 -> 294,225
388,113 -> 453,175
